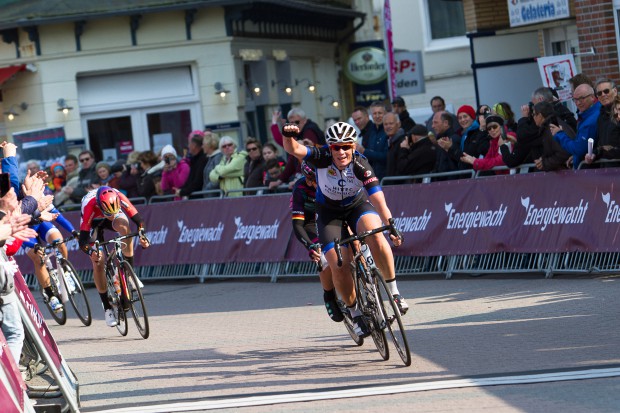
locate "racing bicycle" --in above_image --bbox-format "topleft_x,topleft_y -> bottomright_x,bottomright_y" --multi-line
39,237 -> 92,326
95,232 -> 150,339
334,218 -> 411,366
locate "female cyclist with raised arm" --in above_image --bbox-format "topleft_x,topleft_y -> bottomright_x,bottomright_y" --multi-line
282,122 -> 407,337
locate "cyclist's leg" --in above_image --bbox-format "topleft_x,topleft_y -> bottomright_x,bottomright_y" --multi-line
317,209 -> 355,306
91,221 -> 109,297
27,246 -> 50,289
111,213 -> 133,264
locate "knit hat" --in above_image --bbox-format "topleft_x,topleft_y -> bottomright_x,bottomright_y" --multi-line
457,105 -> 476,120
160,144 -> 178,158
485,114 -> 504,126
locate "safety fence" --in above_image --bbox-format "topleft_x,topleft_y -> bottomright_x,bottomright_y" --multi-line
21,160 -> 620,289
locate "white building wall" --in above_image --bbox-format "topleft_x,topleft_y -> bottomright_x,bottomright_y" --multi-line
383,0 -> 475,119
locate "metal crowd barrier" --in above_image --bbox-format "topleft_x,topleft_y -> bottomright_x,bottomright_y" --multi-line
29,159 -> 620,290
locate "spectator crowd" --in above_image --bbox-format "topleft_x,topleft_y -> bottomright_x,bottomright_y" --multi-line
18,72 -> 620,207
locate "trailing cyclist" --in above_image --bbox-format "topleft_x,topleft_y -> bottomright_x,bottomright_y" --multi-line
0,142 -> 78,314
290,161 -> 343,322
282,121 -> 407,338
78,186 -> 150,327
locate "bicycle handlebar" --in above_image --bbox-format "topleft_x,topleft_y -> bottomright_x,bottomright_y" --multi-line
334,218 -> 403,267
94,232 -> 143,249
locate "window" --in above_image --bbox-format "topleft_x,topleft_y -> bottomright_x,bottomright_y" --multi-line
427,0 -> 466,40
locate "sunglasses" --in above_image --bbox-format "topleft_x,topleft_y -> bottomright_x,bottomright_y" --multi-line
289,120 -> 301,125
79,157 -> 91,162
247,147 -> 259,152
596,88 -> 613,97
221,143 -> 234,149
330,144 -> 353,151
486,124 -> 500,131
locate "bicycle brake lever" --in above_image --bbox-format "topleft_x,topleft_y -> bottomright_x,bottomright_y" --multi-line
388,218 -> 404,243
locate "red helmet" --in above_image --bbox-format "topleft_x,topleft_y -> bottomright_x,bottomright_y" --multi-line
96,186 -> 120,216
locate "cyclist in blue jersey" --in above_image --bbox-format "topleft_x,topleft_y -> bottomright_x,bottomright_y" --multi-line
291,161 -> 343,322
282,121 -> 407,338
0,144 -> 78,313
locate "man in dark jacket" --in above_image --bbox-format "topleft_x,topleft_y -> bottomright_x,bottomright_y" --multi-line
432,111 -> 460,174
356,101 -> 389,180
383,112 -> 406,178
69,150 -> 98,203
177,135 -> 207,198
396,124 -> 436,176
391,96 -> 416,133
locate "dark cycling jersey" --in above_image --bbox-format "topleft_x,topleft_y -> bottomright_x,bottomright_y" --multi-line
303,145 -> 381,209
290,177 -> 317,249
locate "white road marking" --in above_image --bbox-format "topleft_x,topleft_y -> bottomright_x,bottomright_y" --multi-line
94,367 -> 620,413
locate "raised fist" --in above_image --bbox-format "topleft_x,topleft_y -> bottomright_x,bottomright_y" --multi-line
282,123 -> 300,138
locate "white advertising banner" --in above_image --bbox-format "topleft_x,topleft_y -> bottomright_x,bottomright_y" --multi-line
537,54 -> 576,102
394,51 -> 425,96
508,0 -> 570,27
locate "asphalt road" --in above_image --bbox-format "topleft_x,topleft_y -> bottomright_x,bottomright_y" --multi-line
37,274 -> 620,412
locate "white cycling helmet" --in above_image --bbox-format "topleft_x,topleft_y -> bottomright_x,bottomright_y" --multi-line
325,121 -> 358,145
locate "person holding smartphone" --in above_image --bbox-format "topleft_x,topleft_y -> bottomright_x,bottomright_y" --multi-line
160,144 -> 189,200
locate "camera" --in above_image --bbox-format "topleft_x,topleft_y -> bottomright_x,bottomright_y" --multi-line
528,102 -> 534,116
164,157 -> 170,165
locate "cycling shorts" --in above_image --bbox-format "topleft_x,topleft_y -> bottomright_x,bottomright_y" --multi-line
317,201 -> 378,253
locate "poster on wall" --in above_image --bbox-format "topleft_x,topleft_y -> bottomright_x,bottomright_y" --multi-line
537,54 -> 576,102
12,126 -> 68,173
344,41 -> 389,106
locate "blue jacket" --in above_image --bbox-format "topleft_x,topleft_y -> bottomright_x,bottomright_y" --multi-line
361,123 -> 388,180
554,101 -> 601,169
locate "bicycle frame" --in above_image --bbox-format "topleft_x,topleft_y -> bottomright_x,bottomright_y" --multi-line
96,232 -> 139,304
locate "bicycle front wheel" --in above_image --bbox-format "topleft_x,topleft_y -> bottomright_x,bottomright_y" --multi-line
121,262 -> 149,339
357,262 -> 388,361
62,259 -> 92,326
374,269 -> 411,366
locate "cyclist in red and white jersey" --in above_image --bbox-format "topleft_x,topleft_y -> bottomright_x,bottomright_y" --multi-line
78,186 -> 149,327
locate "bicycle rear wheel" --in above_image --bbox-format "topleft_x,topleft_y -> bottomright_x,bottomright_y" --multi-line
374,269 -> 411,366
356,262 -> 388,361
121,261 -> 149,339
61,259 -> 92,326
106,265 -> 128,336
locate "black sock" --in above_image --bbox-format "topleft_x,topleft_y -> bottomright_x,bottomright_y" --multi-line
323,288 -> 336,302
125,255 -> 134,268
44,286 -> 54,299
100,292 -> 112,310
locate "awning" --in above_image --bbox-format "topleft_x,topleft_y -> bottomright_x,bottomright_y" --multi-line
0,64 -> 25,88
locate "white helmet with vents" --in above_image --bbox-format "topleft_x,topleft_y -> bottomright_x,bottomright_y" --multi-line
325,122 -> 358,145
